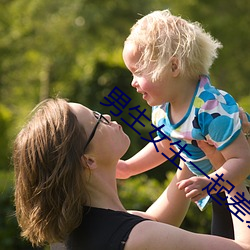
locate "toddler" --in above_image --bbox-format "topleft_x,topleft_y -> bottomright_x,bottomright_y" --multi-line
118,9 -> 250,238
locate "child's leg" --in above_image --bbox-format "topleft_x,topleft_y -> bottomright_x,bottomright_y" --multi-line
146,160 -> 193,227
211,192 -> 234,239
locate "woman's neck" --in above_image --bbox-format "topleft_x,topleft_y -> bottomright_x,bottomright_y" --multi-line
84,165 -> 126,212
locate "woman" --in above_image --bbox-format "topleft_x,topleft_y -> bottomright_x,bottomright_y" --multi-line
13,98 -> 250,249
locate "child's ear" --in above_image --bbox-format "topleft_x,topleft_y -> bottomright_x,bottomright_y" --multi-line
171,57 -> 180,77
171,63 -> 177,72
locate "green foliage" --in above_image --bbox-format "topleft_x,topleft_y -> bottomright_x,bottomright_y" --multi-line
0,0 -> 249,248
0,104 -> 13,170
119,174 -> 163,210
0,171 -> 43,249
239,95 -> 250,113
1,0 -> 249,154
185,1 -> 250,100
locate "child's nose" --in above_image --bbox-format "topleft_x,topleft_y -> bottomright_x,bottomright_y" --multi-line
131,77 -> 138,88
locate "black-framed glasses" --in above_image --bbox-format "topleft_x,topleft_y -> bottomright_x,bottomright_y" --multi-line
84,111 -> 110,151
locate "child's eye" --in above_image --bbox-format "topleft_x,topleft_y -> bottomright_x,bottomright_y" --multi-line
133,71 -> 142,77
105,121 -> 112,126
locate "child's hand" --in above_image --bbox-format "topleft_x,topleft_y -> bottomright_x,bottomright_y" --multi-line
116,160 -> 131,179
177,176 -> 211,202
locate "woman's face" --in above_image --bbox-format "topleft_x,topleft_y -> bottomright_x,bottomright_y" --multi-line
68,103 -> 130,161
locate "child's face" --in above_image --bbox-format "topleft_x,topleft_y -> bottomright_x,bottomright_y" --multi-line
123,43 -> 173,106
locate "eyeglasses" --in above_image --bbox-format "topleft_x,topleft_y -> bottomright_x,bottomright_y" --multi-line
84,111 -> 110,151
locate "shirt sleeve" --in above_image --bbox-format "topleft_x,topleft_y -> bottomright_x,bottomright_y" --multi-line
197,89 -> 241,150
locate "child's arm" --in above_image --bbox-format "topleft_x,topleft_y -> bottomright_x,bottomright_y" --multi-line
116,137 -> 174,179
178,132 -> 250,201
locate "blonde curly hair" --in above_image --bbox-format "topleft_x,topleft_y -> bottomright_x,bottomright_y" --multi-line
125,9 -> 222,81
13,98 -> 88,246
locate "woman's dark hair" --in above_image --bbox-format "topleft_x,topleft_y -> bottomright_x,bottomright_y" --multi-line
13,98 -> 88,246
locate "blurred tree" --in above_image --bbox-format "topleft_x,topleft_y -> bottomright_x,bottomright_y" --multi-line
0,0 -> 249,248
0,105 -> 12,169
1,0 -> 248,142
239,95 -> 250,112
184,0 -> 250,100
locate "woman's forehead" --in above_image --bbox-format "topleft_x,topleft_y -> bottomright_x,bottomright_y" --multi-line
68,103 -> 90,114
68,103 -> 93,128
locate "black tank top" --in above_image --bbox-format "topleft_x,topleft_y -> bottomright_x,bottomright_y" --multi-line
66,206 -> 148,250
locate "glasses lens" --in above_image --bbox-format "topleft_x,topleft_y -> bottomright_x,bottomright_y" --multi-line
93,111 -> 101,120
93,111 -> 109,125
84,112 -> 110,151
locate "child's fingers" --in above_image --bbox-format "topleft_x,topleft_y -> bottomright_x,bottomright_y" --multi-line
192,192 -> 208,202
185,189 -> 200,199
185,189 -> 208,202
176,179 -> 193,190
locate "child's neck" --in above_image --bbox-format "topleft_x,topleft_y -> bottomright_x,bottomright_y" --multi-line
169,77 -> 198,124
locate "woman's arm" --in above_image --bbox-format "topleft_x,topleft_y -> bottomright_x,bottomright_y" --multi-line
197,140 -> 225,170
207,109 -> 250,184
210,131 -> 250,186
125,184 -> 250,250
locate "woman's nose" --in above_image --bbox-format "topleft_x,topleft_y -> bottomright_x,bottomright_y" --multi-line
103,114 -> 112,122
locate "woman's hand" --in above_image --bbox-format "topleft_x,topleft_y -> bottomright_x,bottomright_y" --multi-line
239,107 -> 250,140
197,140 -> 226,170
